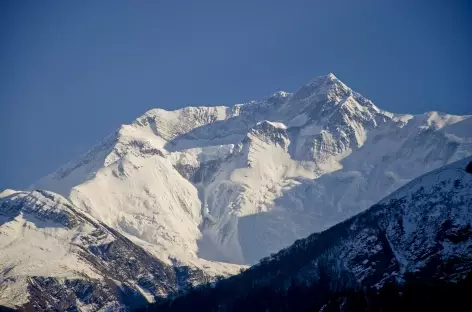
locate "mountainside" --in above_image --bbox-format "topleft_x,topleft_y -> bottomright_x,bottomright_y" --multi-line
146,157 -> 472,312
32,73 -> 472,266
0,189 -> 237,311
2,73 -> 471,310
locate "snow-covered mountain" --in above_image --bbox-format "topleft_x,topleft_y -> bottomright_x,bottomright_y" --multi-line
32,73 -> 472,266
146,156 -> 472,311
0,189 -> 241,310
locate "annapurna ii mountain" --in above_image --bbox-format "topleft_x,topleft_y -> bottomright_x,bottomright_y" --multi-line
31,73 -> 472,266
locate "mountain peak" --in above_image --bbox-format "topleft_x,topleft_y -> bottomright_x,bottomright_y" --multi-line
29,72 -> 472,268
306,72 -> 341,85
291,73 -> 351,103
271,90 -> 291,98
326,72 -> 337,80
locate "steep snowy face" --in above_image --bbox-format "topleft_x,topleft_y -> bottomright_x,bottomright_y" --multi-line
0,189 -> 243,310
69,153 -> 203,263
0,190 -> 189,310
195,121 -> 296,263
32,73 -> 472,266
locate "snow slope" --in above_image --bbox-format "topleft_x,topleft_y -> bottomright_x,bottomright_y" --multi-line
0,190 -> 241,310
32,73 -> 472,265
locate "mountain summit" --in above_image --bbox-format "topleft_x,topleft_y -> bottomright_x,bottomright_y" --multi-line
30,74 -> 472,267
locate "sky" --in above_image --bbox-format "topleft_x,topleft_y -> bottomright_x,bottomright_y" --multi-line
0,0 -> 471,190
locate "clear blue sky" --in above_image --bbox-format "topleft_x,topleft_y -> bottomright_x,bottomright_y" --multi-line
1,0 -> 471,190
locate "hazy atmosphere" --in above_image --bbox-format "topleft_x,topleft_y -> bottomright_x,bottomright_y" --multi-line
1,0 -> 471,189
